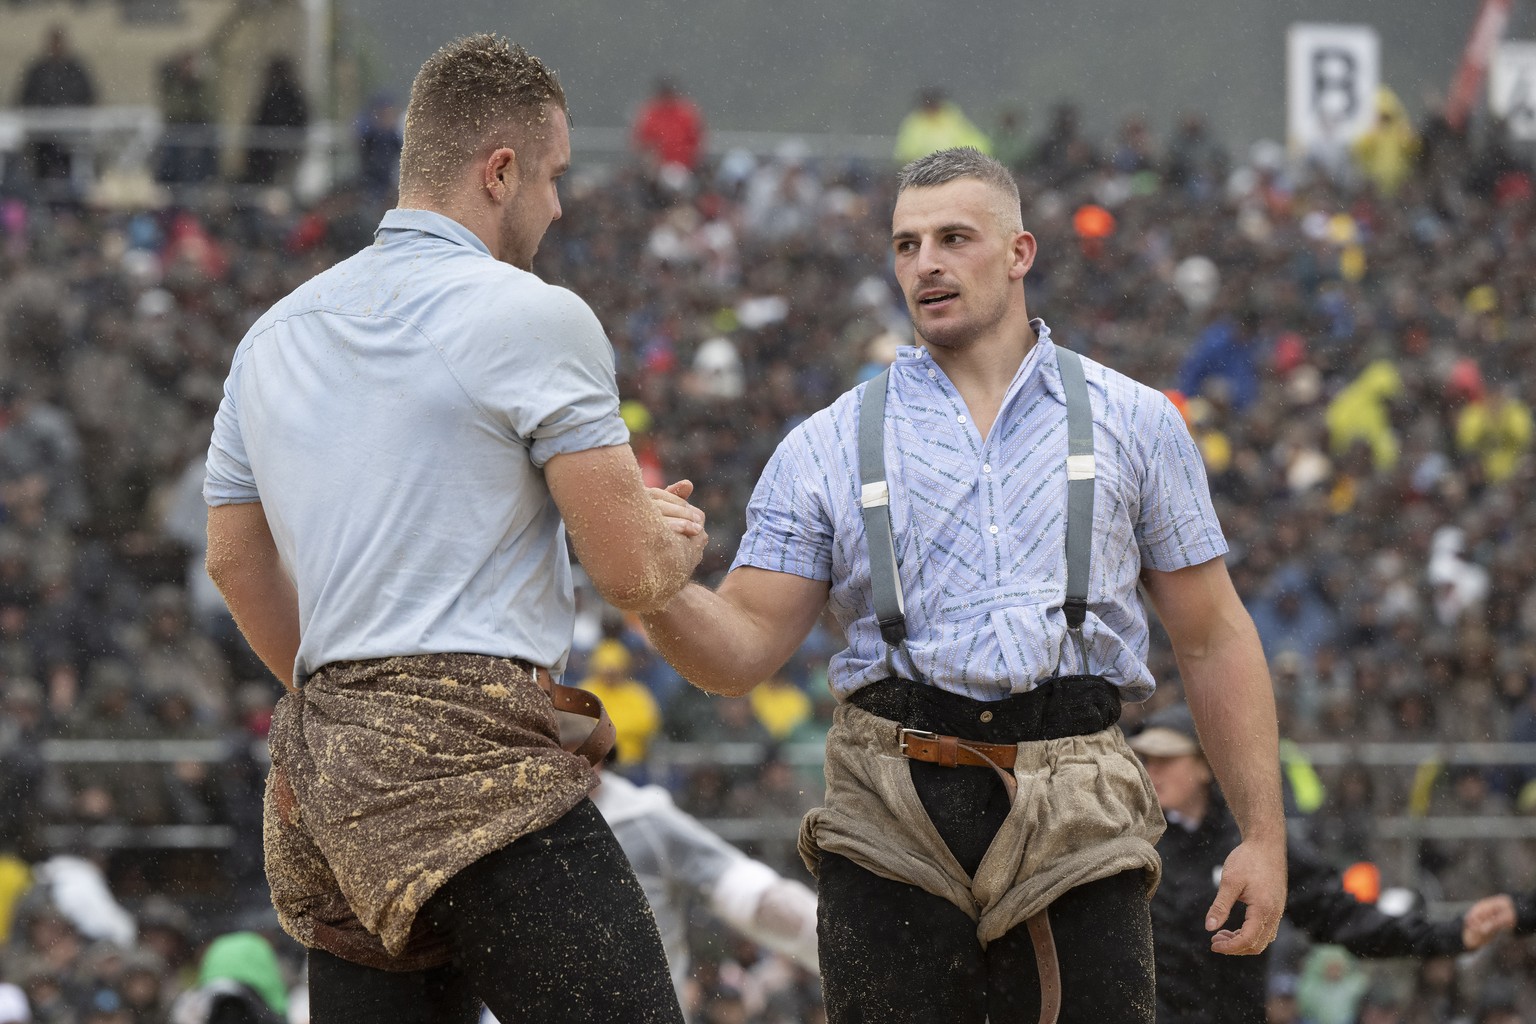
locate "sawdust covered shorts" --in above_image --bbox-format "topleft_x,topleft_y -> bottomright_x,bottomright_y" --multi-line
800,678 -> 1166,1023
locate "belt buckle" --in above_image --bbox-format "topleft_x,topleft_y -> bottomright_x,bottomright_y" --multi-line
898,727 -> 937,753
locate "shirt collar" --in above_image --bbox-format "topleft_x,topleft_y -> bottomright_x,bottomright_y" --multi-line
375,208 -> 493,258
894,318 -> 1059,402
894,318 -> 1055,367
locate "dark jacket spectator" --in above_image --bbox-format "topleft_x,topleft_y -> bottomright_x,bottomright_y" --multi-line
16,26 -> 96,181
1134,707 -> 1471,1024
156,52 -> 218,185
242,56 -> 308,185
17,27 -> 95,108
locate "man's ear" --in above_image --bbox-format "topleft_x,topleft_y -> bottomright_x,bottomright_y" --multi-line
1010,230 -> 1038,281
484,146 -> 519,201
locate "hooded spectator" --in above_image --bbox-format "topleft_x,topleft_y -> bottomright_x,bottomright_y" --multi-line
893,88 -> 990,163
168,932 -> 287,1024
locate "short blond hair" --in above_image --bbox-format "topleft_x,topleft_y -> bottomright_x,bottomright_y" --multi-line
897,147 -> 1022,230
399,34 -> 567,201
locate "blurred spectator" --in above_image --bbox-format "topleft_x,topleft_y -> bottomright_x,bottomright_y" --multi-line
1029,102 -> 1097,185
1164,114 -> 1225,197
354,94 -> 402,197
1177,309 -> 1263,412
632,77 -> 706,173
892,87 -> 990,163
1294,945 -> 1368,1024
15,25 -> 95,181
1352,87 -> 1419,197
1455,384 -> 1531,484
747,676 -> 810,741
0,982 -> 28,1024
990,108 -> 1029,172
578,639 -> 661,767
167,932 -> 287,1024
242,57 -> 308,186
129,585 -> 232,723
1247,566 -> 1339,662
156,52 -> 218,186
1325,361 -> 1403,472
1109,117 -> 1156,175
742,142 -> 821,241
0,679 -> 47,860
587,767 -> 817,1003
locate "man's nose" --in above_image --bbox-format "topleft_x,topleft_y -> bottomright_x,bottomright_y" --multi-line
915,240 -> 944,275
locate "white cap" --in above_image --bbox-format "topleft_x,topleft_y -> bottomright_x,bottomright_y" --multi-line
0,982 -> 31,1024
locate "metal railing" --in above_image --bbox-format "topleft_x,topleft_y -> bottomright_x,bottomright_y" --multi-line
0,106 -> 898,201
34,738 -> 1536,862
0,106 -> 340,196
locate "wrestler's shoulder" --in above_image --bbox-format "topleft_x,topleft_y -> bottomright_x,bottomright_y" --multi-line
464,265 -> 601,329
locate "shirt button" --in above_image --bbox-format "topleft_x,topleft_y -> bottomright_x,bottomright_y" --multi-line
983,463 -> 992,473
989,524 -> 999,535
979,710 -> 994,723
928,369 -> 937,379
958,415 -> 967,424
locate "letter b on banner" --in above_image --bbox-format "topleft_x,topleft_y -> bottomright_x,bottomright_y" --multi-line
1288,24 -> 1381,150
1311,48 -> 1360,123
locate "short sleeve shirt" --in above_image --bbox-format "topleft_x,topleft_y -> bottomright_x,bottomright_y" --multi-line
732,322 -> 1226,702
205,209 -> 629,681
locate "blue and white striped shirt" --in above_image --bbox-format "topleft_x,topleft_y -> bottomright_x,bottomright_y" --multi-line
732,321 -> 1226,703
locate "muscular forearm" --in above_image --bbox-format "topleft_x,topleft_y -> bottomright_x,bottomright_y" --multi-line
213,565 -> 300,690
641,583 -> 782,695
1180,614 -> 1284,843
206,505 -> 300,690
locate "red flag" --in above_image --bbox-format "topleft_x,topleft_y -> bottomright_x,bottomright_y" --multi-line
1446,0 -> 1514,130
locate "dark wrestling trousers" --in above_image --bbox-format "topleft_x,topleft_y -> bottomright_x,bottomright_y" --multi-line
307,799 -> 683,1024
817,677 -> 1155,1024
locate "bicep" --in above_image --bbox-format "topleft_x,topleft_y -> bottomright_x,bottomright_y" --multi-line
716,566 -> 829,670
1141,556 -> 1249,655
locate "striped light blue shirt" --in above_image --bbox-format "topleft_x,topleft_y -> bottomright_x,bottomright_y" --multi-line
732,322 -> 1226,703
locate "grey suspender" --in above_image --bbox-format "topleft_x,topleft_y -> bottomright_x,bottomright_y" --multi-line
859,367 -> 908,646
1056,347 -> 1095,673
858,347 -> 1096,671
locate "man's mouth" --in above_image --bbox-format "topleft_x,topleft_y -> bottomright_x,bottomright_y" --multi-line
918,291 -> 959,308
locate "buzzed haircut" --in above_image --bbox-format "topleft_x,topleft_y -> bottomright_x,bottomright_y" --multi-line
897,147 -> 1022,227
399,34 -> 567,201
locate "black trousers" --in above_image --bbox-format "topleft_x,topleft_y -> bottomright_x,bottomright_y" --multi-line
817,678 -> 1154,1024
307,799 -> 683,1024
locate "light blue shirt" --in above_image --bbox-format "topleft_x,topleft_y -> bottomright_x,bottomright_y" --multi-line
732,323 -> 1227,703
204,209 -> 629,682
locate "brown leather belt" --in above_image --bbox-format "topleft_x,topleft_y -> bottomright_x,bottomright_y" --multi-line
898,727 -> 1020,800
899,728 -> 1019,769
516,659 -> 616,768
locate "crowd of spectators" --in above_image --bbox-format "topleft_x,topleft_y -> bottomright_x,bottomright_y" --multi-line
0,68 -> 1534,1020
